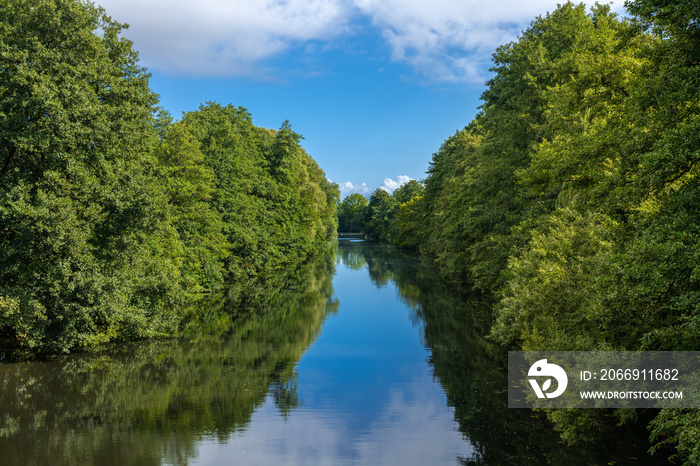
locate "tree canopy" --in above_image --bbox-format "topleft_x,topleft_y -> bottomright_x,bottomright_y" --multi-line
366,2 -> 700,462
337,193 -> 369,233
0,0 -> 339,355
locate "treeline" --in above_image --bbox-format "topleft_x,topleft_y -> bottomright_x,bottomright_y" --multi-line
336,180 -> 424,247
0,0 -> 338,354
368,1 -> 700,463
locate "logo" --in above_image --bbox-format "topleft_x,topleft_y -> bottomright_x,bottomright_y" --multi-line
528,359 -> 568,398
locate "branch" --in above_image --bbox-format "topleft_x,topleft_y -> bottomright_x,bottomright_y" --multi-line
0,146 -> 17,179
664,160 -> 696,187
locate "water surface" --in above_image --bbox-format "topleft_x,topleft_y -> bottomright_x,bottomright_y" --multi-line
0,239 -> 666,465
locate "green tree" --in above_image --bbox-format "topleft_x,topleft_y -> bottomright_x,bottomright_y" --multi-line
485,1 -> 700,459
416,5 -> 623,291
624,1 -> 700,462
349,180 -> 423,244
268,120 -> 303,184
391,196 -> 424,249
0,0 -> 182,352
421,123 -> 486,285
391,179 -> 423,205
381,2 -> 700,459
388,180 -> 424,248
362,189 -> 394,242
337,193 -> 368,232
0,2 -> 339,355
153,121 -> 229,292
182,103 -> 338,280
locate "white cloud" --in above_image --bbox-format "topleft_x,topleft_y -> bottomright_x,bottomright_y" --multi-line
194,382 -> 476,465
97,0 -> 351,77
338,181 -> 371,198
353,0 -> 626,83
379,175 -> 412,194
97,0 -> 626,82
334,175 -> 412,198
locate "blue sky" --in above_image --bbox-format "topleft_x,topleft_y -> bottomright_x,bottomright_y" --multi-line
97,0 -> 624,197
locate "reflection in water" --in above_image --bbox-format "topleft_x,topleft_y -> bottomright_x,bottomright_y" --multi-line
0,254 -> 337,466
337,239 -> 667,466
0,239 -> 666,465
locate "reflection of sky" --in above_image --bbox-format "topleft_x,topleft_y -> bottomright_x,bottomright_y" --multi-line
190,250 -> 476,465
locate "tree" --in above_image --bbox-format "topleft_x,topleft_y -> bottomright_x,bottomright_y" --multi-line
343,180 -> 424,243
377,2 -> 700,458
387,180 -> 425,248
337,193 -> 368,232
182,103 -> 338,280
0,2 -> 339,355
0,0 -> 181,352
363,189 -> 394,242
484,2 -> 700,459
153,121 -> 229,291
392,196 -> 424,249
392,179 -> 423,205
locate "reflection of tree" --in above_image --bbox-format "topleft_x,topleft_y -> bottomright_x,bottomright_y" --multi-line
336,239 -> 416,289
336,240 -> 660,465
336,237 -> 367,270
0,252 -> 336,466
271,378 -> 300,418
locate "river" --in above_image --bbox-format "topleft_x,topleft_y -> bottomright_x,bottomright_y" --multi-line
0,237 -> 668,465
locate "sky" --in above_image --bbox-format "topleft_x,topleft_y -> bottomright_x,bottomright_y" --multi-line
96,0 -> 625,197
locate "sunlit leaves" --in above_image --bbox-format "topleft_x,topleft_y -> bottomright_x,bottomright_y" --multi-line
0,2 -> 339,354
363,188 -> 394,242
181,102 -> 339,281
381,2 -> 699,461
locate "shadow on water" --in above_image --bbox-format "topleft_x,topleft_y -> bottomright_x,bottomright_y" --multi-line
336,237 -> 670,466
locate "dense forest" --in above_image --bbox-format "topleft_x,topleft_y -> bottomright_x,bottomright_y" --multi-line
0,0 -> 339,355
344,1 -> 700,463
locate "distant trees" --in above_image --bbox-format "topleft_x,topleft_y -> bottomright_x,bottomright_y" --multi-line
0,0 -> 339,354
390,180 -> 425,248
355,180 -> 425,243
363,189 -> 394,241
337,193 -> 368,232
337,180 -> 425,243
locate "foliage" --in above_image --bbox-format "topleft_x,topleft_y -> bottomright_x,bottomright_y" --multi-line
362,188 -> 395,242
153,121 -> 229,292
650,409 -> 700,465
491,209 -> 619,351
0,1 -> 338,354
337,193 -> 368,232
391,195 -> 423,249
343,180 -> 424,245
0,0 -> 181,352
181,103 -> 339,281
421,125 -> 486,285
372,1 -> 700,462
392,179 -> 424,205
